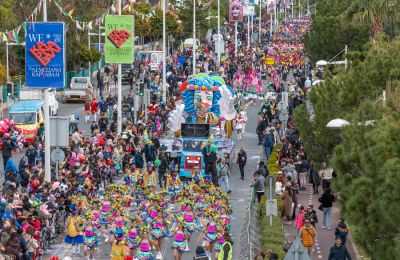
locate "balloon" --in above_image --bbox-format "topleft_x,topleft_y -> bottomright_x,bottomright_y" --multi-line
180,81 -> 188,93
211,74 -> 226,86
210,144 -> 218,152
154,159 -> 161,167
193,73 -> 209,79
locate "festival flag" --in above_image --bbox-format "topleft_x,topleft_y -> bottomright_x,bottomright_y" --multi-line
76,21 -> 83,30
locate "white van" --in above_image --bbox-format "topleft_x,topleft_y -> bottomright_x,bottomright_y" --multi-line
19,88 -> 59,115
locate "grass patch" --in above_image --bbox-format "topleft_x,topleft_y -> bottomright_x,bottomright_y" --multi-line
257,145 -> 285,257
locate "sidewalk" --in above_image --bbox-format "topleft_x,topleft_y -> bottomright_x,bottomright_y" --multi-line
282,184 -> 356,259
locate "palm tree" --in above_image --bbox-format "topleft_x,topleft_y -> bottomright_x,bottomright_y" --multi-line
342,0 -> 400,41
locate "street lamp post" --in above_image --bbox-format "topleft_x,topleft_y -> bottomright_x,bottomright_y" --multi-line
162,0 -> 167,101
217,0 -> 221,67
193,0 -> 196,75
235,21 -> 238,57
117,0 -> 123,134
259,0 -> 262,43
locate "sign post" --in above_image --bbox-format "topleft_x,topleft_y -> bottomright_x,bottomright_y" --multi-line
26,2 -> 66,183
105,13 -> 134,134
266,177 -> 278,226
229,0 -> 243,57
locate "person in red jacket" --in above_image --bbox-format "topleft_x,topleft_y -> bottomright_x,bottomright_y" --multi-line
90,97 -> 99,122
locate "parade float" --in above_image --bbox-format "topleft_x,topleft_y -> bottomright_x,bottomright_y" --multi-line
164,73 -> 237,179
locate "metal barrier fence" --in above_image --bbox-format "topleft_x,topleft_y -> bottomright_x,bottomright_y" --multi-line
240,186 -> 260,260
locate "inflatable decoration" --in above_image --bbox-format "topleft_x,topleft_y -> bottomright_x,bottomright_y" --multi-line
218,85 -> 237,120
180,74 -> 223,125
167,104 -> 186,132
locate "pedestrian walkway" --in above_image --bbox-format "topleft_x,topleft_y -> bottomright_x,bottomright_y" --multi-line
282,184 -> 356,259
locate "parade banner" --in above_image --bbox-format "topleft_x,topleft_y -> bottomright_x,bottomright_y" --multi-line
25,22 -> 65,88
229,1 -> 244,22
105,15 -> 133,64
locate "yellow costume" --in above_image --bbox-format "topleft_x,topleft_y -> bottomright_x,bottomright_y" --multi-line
111,241 -> 128,260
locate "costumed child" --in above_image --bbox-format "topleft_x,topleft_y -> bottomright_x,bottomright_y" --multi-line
172,221 -> 187,260
65,204 -> 84,256
135,228 -> 155,260
99,196 -> 112,242
198,216 -> 218,255
213,224 -> 226,260
83,213 -> 98,260
127,218 -> 141,257
183,204 -> 198,252
145,162 -> 157,187
165,167 -> 181,203
110,227 -> 128,260
150,211 -> 169,259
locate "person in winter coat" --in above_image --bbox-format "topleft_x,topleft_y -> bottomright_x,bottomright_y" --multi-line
281,185 -> 293,224
252,171 -> 265,203
134,149 -> 144,169
335,218 -> 349,245
309,160 -> 321,194
328,238 -> 352,260
298,155 -> 309,190
295,205 -> 305,233
319,188 -> 336,229
300,220 -> 316,257
25,144 -> 37,167
303,205 -> 318,228
158,152 -> 169,188
144,141 -> 156,163
236,147 -> 247,180
2,136 -> 15,170
98,116 -> 109,133
263,129 -> 275,161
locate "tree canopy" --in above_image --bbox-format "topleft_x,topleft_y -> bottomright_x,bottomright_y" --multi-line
303,0 -> 369,62
297,28 -> 400,260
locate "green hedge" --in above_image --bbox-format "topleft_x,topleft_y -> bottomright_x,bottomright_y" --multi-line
257,145 -> 285,258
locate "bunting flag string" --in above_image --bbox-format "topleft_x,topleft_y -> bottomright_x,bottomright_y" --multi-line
0,0 -> 42,43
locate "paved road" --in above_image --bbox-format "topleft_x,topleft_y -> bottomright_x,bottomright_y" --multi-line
282,184 -> 356,260
47,102 -> 262,260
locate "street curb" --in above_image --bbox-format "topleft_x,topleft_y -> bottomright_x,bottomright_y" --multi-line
347,223 -> 363,259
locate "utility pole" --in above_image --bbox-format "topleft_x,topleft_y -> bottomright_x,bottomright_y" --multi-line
162,0 -> 167,101
42,0 -> 51,182
117,0 -> 122,134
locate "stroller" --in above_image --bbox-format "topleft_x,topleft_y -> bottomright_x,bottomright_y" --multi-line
193,246 -> 211,260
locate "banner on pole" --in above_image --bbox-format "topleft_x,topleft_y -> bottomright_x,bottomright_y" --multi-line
25,22 -> 66,88
229,1 -> 244,22
105,15 -> 133,64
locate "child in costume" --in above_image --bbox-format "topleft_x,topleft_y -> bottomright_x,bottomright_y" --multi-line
110,227 -> 128,260
172,221 -> 187,260
83,216 -> 98,260
199,218 -> 218,255
135,230 -> 155,260
165,169 -> 181,203
99,196 -> 112,241
65,204 -> 84,256
183,204 -> 197,251
145,163 -> 157,187
213,224 -> 226,259
127,218 -> 141,257
150,212 -> 168,259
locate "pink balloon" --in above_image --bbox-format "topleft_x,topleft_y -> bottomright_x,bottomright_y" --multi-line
52,181 -> 60,190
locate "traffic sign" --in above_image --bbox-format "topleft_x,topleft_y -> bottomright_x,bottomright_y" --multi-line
51,148 -> 65,163
266,199 -> 278,216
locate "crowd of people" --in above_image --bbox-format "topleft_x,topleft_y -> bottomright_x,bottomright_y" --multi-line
0,9 -> 355,260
